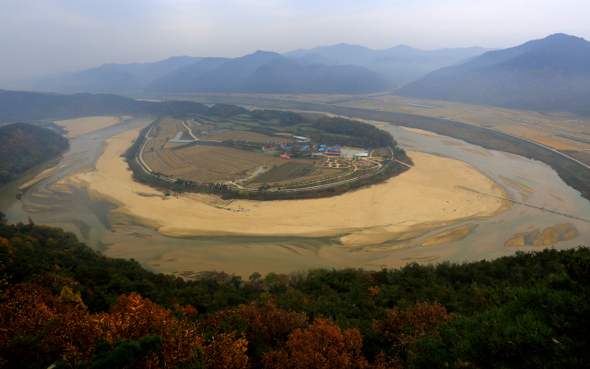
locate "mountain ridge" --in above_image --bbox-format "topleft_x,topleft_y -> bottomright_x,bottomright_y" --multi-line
396,33 -> 590,114
8,43 -> 490,95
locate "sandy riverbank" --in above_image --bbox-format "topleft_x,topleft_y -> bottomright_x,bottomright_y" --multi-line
54,116 -> 133,138
61,128 -> 512,247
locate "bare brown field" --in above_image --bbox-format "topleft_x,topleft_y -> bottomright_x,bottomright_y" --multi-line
567,151 -> 590,166
523,136 -> 581,151
163,142 -> 188,149
143,150 -> 191,173
143,144 -> 287,182
540,122 -> 587,136
494,125 -> 545,137
153,118 -> 183,140
496,125 -> 590,150
251,161 -> 316,183
143,138 -> 165,152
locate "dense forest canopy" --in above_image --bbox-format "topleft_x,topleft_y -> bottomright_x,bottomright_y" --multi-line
245,107 -> 395,148
0,214 -> 588,368
0,123 -> 69,185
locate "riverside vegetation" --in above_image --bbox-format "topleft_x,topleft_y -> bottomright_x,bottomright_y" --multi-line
1,213 -> 588,368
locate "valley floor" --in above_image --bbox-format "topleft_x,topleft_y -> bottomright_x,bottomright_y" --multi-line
60,126 -> 511,274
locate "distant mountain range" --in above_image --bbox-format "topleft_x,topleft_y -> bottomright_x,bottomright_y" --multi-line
32,56 -> 202,94
16,44 -> 489,95
396,33 -> 590,115
6,34 -> 590,115
284,44 -> 488,85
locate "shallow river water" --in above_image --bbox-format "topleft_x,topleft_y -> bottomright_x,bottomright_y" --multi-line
2,116 -> 590,277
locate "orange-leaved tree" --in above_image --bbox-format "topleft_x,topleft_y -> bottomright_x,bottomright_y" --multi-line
0,283 -> 102,367
96,292 -> 205,368
262,317 -> 368,369
372,301 -> 449,362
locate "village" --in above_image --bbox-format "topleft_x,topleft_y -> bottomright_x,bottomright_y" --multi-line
138,115 -> 394,194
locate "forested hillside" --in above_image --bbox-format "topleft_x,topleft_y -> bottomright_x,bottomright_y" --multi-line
0,123 -> 69,185
0,90 -> 209,123
397,34 -> 590,115
1,214 -> 588,368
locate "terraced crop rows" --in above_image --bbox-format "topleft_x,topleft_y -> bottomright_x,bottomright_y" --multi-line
143,144 -> 287,182
143,150 -> 191,173
155,122 -> 184,140
208,131 -> 273,143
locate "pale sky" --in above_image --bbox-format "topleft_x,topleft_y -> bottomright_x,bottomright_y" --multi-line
1,0 -> 589,81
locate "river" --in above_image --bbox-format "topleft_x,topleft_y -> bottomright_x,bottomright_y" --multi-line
2,116 -> 590,278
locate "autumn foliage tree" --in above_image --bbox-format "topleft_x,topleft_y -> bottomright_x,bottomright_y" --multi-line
0,284 -> 250,369
0,283 -> 102,368
262,317 -> 368,369
372,301 -> 449,363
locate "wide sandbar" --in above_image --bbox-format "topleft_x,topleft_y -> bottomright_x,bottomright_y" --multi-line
62,128 -> 511,247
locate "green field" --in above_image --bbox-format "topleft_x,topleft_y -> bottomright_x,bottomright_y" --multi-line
251,162 -> 316,183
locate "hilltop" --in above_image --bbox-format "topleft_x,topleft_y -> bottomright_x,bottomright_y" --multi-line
0,89 -> 208,123
396,33 -> 590,115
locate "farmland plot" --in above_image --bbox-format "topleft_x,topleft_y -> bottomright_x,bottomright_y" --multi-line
251,162 -> 315,183
143,145 -> 286,182
207,131 -> 274,143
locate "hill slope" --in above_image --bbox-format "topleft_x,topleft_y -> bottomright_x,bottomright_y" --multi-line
146,51 -> 393,94
237,58 -> 393,94
284,43 -> 488,85
396,33 -> 590,115
0,123 -> 69,185
0,89 -> 208,123
31,56 -> 202,94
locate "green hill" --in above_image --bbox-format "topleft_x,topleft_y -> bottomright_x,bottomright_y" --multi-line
0,123 -> 69,185
0,89 -> 209,124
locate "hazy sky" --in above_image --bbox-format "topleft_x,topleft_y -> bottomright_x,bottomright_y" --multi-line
1,0 -> 589,81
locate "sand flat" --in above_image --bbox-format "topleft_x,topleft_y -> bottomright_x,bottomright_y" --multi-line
398,126 -> 447,138
61,128 -> 511,247
55,116 -> 133,138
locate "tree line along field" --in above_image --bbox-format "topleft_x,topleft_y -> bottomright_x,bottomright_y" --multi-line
139,105 -> 404,189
